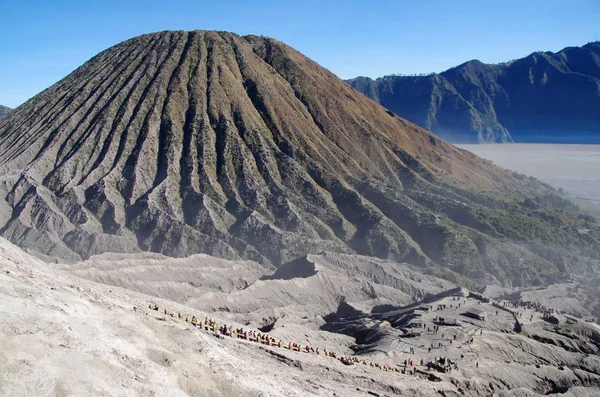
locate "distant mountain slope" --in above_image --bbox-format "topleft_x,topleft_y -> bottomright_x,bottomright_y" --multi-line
0,31 -> 598,288
348,42 -> 600,143
0,105 -> 10,118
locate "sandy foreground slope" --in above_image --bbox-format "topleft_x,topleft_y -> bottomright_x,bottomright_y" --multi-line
0,237 -> 468,396
1,237 -> 600,396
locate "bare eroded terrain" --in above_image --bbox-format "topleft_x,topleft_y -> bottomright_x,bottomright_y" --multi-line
3,237 -> 600,396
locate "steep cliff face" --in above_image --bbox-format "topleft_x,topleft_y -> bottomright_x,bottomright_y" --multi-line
348,42 -> 600,143
0,31 -> 597,286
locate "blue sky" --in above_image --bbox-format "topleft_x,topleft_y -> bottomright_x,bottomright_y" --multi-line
1,0 -> 599,108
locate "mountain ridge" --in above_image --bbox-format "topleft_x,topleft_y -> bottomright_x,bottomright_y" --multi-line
347,41 -> 600,143
0,105 -> 10,118
0,30 -> 598,288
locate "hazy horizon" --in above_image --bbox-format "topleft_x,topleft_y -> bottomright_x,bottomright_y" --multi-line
460,143 -> 600,217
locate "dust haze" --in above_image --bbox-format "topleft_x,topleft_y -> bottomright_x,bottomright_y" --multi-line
459,144 -> 600,217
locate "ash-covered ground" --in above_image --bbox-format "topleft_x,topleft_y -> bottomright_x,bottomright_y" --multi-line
3,240 -> 599,396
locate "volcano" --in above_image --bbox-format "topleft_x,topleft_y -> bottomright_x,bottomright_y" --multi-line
0,30 -> 597,286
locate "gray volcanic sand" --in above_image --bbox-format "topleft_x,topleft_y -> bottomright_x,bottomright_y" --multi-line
458,144 -> 600,216
2,237 -> 600,396
0,238 -> 456,397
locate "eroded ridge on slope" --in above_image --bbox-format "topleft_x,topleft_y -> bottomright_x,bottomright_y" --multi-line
0,30 -> 597,286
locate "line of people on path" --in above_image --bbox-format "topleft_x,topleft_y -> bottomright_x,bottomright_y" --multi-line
147,304 -> 406,374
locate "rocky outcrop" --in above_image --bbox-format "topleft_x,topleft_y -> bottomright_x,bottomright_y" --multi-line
348,42 -> 600,143
0,30 -> 598,287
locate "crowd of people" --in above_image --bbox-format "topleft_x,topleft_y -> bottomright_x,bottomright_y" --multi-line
425,356 -> 460,373
499,298 -> 561,322
503,299 -> 555,314
145,299 -> 492,376
147,304 -> 406,374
